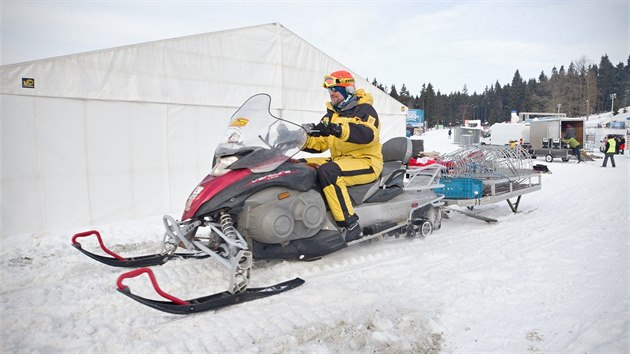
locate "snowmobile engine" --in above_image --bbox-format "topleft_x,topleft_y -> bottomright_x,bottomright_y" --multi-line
237,187 -> 326,244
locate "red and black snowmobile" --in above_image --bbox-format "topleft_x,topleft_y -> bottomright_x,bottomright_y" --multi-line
72,93 -> 445,314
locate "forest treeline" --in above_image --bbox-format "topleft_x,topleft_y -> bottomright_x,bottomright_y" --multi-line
370,54 -> 629,127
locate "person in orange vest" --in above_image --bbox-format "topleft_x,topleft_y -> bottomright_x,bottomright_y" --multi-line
601,135 -> 617,168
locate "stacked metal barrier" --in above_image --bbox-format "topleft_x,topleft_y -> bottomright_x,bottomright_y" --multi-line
437,145 -> 534,183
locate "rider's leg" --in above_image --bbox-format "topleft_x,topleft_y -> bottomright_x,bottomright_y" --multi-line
316,159 -> 377,241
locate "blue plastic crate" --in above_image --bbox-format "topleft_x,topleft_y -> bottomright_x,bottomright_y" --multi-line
435,178 -> 483,199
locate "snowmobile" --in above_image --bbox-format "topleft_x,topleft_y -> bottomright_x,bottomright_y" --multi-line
72,93 -> 445,314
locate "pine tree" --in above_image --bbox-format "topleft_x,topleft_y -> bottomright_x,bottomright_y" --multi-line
565,62 -> 583,115
371,78 -> 386,92
549,66 -> 565,113
398,84 -> 412,107
509,70 -> 526,115
585,64 -> 598,116
596,55 -> 615,112
423,83 -> 437,127
612,61 -> 626,113
529,71 -> 550,112
389,84 -> 399,101
383,53 -> 627,127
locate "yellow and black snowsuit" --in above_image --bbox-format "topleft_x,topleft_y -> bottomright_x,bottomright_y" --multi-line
303,89 -> 383,226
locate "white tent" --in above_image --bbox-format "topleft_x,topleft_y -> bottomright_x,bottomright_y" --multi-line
0,23 -> 407,237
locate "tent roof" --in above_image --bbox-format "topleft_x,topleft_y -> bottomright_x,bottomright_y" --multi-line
0,23 -> 406,114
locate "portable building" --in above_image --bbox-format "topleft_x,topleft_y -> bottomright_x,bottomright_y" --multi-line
0,23 -> 407,237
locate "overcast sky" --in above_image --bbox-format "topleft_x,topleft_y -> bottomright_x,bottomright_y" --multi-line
1,0 -> 628,94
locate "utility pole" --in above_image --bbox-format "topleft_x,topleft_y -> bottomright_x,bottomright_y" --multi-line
586,100 -> 590,119
610,93 -> 616,112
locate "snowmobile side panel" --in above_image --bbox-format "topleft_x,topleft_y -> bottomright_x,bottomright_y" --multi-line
182,169 -> 252,220
252,230 -> 346,260
191,162 -> 317,220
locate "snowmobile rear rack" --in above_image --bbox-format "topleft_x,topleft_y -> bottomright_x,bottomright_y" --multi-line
71,230 -> 208,268
116,267 -> 305,314
404,164 -> 445,191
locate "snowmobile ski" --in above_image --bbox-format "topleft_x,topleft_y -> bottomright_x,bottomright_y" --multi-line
71,230 -> 208,268
448,208 -> 498,224
116,267 -> 305,314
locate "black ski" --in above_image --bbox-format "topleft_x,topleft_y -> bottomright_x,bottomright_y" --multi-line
116,268 -> 305,314
449,208 -> 498,224
72,243 -> 207,267
71,230 -> 208,267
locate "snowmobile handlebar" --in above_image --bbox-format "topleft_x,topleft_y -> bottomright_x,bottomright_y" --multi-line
301,123 -> 316,134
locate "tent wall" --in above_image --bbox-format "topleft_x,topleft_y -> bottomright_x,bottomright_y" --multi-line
0,23 -> 406,236
1,95 -> 236,235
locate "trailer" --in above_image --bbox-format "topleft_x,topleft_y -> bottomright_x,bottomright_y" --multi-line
434,145 -> 543,222
440,172 -> 542,213
529,117 -> 585,162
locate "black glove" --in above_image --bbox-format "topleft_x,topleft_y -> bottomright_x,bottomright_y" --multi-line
309,121 -> 342,138
309,122 -> 324,137
328,123 -> 342,138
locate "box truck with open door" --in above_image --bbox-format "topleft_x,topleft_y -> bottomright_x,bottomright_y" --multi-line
529,117 -> 585,162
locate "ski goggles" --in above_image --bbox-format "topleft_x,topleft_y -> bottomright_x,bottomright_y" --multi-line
326,86 -> 355,97
322,75 -> 354,88
326,86 -> 343,94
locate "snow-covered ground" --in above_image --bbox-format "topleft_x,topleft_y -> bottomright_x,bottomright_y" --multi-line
584,106 -> 630,128
1,128 -> 628,353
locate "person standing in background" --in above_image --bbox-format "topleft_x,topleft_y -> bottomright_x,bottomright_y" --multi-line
601,135 -> 617,168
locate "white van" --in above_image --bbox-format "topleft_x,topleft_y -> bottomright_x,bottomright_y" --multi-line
480,122 -> 529,146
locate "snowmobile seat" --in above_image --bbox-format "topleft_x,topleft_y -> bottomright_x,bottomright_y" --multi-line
348,137 -> 412,205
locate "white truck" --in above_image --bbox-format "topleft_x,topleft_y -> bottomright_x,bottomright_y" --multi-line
480,122 -> 530,146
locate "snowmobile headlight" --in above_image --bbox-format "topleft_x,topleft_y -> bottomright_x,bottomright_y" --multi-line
185,185 -> 204,212
211,156 -> 239,176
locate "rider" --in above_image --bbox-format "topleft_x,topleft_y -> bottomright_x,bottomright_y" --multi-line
302,70 -> 383,242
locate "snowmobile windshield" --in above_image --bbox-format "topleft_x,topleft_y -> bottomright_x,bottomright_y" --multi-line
214,94 -> 307,174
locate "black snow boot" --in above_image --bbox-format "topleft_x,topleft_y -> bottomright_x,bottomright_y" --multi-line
345,221 -> 363,242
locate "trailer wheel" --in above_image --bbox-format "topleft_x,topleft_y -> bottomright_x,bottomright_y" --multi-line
545,154 -> 554,163
407,218 -> 432,239
420,220 -> 433,238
